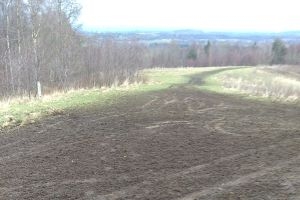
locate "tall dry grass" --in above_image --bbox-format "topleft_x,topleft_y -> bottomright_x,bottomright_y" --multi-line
216,67 -> 300,102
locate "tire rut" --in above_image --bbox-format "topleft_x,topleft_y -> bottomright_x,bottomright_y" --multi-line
0,87 -> 299,199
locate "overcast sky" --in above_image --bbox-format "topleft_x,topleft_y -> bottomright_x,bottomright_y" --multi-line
77,0 -> 300,32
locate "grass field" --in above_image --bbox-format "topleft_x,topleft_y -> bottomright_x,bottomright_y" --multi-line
1,66 -> 299,128
203,66 -> 300,102
0,67 -> 208,128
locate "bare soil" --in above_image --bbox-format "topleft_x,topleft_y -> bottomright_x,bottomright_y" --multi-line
0,83 -> 300,199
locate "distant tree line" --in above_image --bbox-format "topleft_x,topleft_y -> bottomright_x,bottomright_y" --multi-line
146,38 -> 299,67
0,0 -> 298,99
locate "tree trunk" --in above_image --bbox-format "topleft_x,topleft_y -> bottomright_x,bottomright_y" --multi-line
3,0 -> 14,93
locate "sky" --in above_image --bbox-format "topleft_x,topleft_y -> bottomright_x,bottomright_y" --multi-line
77,0 -> 300,32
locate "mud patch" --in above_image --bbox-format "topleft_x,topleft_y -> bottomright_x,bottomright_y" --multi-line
0,87 -> 299,199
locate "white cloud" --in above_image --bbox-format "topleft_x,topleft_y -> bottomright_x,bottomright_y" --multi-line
77,0 -> 300,32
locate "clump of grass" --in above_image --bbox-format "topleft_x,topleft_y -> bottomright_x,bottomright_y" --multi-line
269,65 -> 300,77
210,67 -> 300,102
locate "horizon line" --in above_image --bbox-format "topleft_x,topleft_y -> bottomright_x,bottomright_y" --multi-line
80,26 -> 300,34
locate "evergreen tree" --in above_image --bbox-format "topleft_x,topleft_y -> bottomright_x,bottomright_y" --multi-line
271,38 -> 287,65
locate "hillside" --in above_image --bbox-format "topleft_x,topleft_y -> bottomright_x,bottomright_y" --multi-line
1,67 -> 299,199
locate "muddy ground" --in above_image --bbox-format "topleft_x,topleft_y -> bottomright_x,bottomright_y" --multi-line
0,80 -> 300,199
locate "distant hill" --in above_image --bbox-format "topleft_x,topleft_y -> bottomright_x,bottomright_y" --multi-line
82,30 -> 300,45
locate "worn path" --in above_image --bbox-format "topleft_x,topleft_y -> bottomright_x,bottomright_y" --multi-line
0,81 -> 300,199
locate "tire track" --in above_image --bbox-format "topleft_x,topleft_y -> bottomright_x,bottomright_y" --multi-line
0,113 -> 130,162
178,155 -> 300,200
1,86 -> 299,199
91,137 -> 300,200
0,136 -> 99,163
140,95 -> 159,109
0,120 -> 64,152
146,120 -> 193,129
204,117 -> 241,136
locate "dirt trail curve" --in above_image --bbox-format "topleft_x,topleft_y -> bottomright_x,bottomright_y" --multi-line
0,84 -> 300,199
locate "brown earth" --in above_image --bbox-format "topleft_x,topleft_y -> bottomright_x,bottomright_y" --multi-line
0,80 -> 300,199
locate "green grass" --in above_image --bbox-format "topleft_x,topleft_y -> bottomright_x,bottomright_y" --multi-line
0,89 -> 124,128
1,66 -> 299,129
143,67 -> 213,87
0,67 -> 209,128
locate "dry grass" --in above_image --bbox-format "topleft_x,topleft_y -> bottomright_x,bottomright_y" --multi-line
0,87 -> 130,129
2,66 -> 297,129
214,66 -> 300,102
0,68 -> 208,129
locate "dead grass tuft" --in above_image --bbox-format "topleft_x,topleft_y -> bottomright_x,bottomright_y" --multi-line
216,67 -> 300,102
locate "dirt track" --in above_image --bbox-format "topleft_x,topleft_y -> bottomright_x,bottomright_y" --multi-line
0,80 -> 300,199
